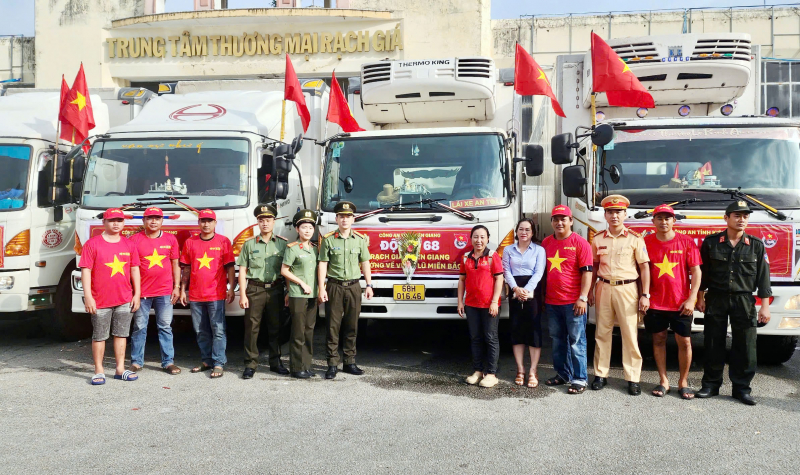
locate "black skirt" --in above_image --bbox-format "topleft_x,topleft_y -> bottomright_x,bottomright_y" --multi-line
508,275 -> 542,348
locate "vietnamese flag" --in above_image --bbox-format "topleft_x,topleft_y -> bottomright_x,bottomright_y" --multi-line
698,161 -> 712,183
514,43 -> 565,118
58,74 -> 75,143
284,54 -> 310,133
591,33 -> 655,108
60,63 -> 95,144
327,71 -> 364,133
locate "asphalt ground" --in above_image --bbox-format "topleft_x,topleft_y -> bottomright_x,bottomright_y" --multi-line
1,314 -> 799,474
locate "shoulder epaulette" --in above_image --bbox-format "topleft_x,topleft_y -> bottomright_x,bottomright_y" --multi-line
323,230 -> 336,238
628,230 -> 642,238
747,234 -> 763,243
244,235 -> 258,243
311,242 -> 318,247
287,242 -> 298,248
352,230 -> 366,239
275,234 -> 288,241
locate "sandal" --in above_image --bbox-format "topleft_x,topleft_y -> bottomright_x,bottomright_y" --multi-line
514,372 -> 525,386
545,375 -> 566,386
679,387 -> 695,400
210,366 -> 224,378
191,363 -> 212,373
91,373 -> 106,385
527,371 -> 538,388
567,384 -> 586,394
652,385 -> 671,397
113,370 -> 138,381
164,364 -> 182,375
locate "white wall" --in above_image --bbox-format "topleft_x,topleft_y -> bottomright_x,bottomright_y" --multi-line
0,37 -> 35,85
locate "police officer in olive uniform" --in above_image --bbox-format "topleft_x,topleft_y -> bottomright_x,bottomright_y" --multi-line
237,204 -> 289,379
696,201 -> 771,405
281,209 -> 319,379
318,201 -> 373,379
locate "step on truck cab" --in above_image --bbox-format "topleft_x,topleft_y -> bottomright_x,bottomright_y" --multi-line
543,32 -> 800,363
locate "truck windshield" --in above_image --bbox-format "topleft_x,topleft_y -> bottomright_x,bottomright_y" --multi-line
82,138 -> 249,209
597,127 -> 800,209
321,134 -> 508,212
0,145 -> 30,210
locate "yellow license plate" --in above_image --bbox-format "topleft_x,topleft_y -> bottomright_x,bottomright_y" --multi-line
393,284 -> 425,301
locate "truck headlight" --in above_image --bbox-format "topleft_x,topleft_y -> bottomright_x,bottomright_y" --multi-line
72,275 -> 83,291
784,295 -> 800,310
0,276 -> 14,290
778,317 -> 800,329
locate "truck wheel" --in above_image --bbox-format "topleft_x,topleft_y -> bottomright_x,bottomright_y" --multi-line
756,335 -> 798,365
44,274 -> 92,341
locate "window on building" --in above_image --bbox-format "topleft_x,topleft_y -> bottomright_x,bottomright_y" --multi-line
761,60 -> 800,118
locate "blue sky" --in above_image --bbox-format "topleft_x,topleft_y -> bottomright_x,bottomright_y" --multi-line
0,0 -> 782,37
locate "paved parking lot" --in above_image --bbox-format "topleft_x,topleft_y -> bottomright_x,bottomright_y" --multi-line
1,315 -> 799,474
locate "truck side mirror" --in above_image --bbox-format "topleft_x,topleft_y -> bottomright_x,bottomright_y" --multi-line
562,165 -> 587,198
608,164 -> 621,184
343,176 -> 354,194
521,144 -> 543,177
48,184 -> 71,206
591,124 -> 614,147
291,134 -> 304,155
272,144 -> 293,200
551,133 -> 574,165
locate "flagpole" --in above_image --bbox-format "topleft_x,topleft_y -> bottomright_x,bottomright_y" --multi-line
53,108 -> 62,203
280,100 -> 286,142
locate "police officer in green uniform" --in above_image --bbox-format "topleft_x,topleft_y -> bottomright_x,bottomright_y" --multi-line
696,201 -> 771,405
281,209 -> 319,379
318,201 -> 373,379
237,203 -> 289,379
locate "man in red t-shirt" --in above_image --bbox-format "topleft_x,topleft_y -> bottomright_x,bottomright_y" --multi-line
541,205 -> 593,394
129,207 -> 181,375
644,204 -> 702,400
180,209 -> 235,378
79,208 -> 141,385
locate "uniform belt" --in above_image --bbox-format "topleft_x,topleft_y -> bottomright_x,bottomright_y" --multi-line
600,278 -> 637,286
328,278 -> 360,287
248,279 -> 284,289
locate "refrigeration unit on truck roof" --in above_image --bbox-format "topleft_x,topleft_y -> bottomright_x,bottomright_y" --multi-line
360,57 -> 496,124
0,92 -> 110,139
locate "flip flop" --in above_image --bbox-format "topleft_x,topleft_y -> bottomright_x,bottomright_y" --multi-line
652,385 -> 670,397
679,387 -> 695,400
114,370 -> 138,382
91,373 -> 106,385
210,366 -> 224,378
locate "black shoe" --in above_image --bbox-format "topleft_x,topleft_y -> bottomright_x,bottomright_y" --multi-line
306,370 -> 316,378
242,368 -> 256,380
342,364 -> 365,375
291,370 -> 312,379
695,387 -> 720,398
734,393 -> 757,406
325,366 -> 338,379
270,364 -> 290,375
591,377 -> 607,390
628,382 -> 641,396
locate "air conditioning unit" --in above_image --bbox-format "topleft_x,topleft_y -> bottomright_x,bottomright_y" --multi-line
584,33 -> 752,107
361,57 -> 496,124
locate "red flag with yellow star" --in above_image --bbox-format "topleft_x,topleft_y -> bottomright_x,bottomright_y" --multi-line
591,33 -> 655,108
514,43 -> 566,118
60,63 -> 95,144
58,74 -> 75,143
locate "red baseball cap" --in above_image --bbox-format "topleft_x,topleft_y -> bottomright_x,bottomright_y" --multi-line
103,208 -> 125,220
652,204 -> 675,217
551,205 -> 572,217
198,209 -> 216,220
143,207 -> 163,217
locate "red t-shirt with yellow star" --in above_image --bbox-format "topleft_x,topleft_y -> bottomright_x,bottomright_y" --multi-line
180,234 -> 234,302
542,233 -> 593,305
130,231 -> 180,298
79,234 -> 141,309
644,232 -> 702,311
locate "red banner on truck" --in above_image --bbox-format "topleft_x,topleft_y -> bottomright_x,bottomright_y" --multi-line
626,223 -> 794,279
353,227 -> 475,276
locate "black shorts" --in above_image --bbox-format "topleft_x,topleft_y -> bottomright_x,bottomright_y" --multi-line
644,309 -> 693,337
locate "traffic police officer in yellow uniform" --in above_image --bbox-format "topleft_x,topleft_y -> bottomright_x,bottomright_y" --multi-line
237,203 -> 289,379
589,195 -> 651,395
317,201 -> 373,379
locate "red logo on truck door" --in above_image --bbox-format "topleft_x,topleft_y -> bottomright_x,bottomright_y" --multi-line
169,104 -> 227,122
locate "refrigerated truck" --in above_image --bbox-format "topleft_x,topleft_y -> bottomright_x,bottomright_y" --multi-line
540,32 -> 800,363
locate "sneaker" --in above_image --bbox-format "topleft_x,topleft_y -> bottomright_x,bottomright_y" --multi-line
465,371 -> 482,385
479,373 -> 499,388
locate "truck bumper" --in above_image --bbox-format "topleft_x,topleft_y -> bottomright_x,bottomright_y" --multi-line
0,270 -> 56,312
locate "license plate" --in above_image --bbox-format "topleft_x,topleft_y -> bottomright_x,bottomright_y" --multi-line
393,284 -> 425,301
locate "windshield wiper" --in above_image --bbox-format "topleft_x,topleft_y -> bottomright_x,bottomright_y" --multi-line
683,188 -> 788,221
422,198 -> 475,220
353,198 -> 475,222
632,198 -> 730,219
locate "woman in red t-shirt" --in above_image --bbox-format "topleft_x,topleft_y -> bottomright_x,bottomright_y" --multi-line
457,225 -> 504,388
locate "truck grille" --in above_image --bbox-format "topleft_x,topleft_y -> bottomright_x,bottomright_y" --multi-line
611,42 -> 661,63
456,57 -> 493,79
691,38 -> 751,62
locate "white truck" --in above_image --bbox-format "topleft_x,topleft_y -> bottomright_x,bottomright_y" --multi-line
70,80 -> 330,317
536,32 -> 800,363
314,57 -> 542,319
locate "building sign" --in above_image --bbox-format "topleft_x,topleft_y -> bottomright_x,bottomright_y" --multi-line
106,28 -> 403,59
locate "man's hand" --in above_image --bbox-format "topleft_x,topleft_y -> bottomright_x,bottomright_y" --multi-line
588,288 -> 596,307
239,294 -> 249,309
179,290 -> 188,306
758,305 -> 771,324
696,293 -> 706,313
573,299 -> 587,316
131,295 -> 141,313
318,289 -> 328,304
284,293 -> 289,307
457,302 -> 465,318
84,295 -> 97,315
170,287 -> 180,305
301,283 -> 312,295
365,286 -> 374,300
679,297 -> 697,316
639,296 -> 650,313
489,302 -> 499,317
226,288 -> 235,305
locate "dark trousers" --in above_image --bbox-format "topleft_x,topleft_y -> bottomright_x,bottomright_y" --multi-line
325,281 -> 361,367
703,292 -> 758,396
465,305 -> 500,374
508,275 -> 542,347
243,284 -> 284,369
289,297 -> 317,372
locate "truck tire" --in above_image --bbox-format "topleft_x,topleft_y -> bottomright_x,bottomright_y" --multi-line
44,273 -> 92,341
756,335 -> 798,365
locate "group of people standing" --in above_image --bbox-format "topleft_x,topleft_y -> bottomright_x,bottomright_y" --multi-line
456,195 -> 771,405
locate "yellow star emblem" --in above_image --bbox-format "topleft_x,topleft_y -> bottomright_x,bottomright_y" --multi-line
537,68 -> 550,85
143,249 -> 167,269
654,255 -> 679,279
618,58 -> 631,74
104,255 -> 127,277
197,252 -> 214,270
547,250 -> 567,273
70,91 -> 87,111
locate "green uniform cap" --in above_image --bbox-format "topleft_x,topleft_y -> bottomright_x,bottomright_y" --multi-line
293,209 -> 318,227
333,201 -> 356,215
254,203 -> 278,219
